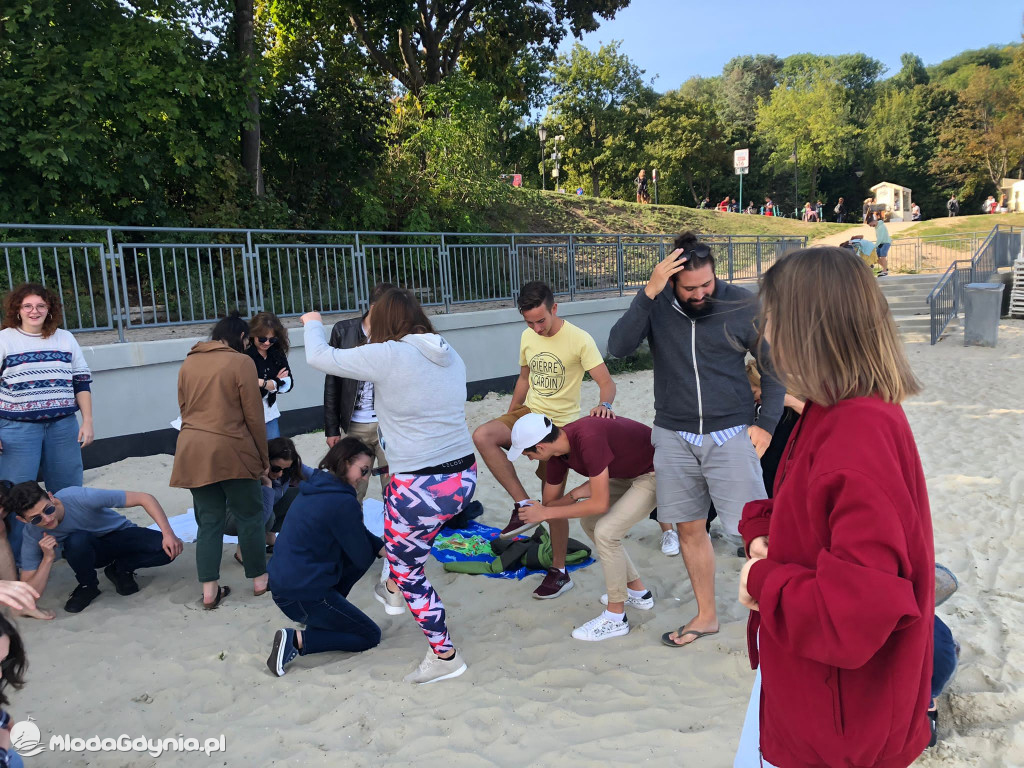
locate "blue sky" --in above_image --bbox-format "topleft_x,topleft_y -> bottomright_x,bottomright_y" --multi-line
560,0 -> 1023,90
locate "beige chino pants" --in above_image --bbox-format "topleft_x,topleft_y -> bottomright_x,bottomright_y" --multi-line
578,472 -> 658,603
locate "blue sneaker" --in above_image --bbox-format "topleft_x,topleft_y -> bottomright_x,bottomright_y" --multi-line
267,628 -> 300,677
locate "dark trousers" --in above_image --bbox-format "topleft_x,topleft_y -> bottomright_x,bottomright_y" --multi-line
273,589 -> 381,655
932,616 -> 958,699
62,528 -> 172,588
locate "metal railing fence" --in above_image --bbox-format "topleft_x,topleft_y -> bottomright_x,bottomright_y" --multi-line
927,225 -> 1022,344
0,224 -> 807,342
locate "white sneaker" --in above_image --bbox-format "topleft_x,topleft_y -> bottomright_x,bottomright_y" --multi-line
380,559 -> 390,584
571,614 -> 630,642
601,591 -> 654,610
660,529 -> 680,556
374,582 -> 406,615
403,649 -> 468,684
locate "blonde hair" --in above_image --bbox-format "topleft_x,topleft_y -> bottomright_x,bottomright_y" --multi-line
756,247 -> 920,406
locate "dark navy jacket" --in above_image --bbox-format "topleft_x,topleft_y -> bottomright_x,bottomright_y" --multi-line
268,471 -> 383,600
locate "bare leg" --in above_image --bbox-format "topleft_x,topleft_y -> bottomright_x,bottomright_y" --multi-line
472,421 -> 529,502
667,519 -> 719,645
658,521 -> 671,533
202,580 -> 220,604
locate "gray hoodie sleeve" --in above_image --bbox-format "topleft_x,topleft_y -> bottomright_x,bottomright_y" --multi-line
304,321 -> 391,382
607,289 -> 654,358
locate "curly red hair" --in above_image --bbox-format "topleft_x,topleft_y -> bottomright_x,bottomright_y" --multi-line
2,283 -> 64,338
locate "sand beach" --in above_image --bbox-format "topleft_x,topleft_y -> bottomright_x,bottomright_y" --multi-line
12,320 -> 1024,767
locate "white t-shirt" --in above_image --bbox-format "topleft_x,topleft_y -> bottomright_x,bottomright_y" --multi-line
350,321 -> 377,424
351,381 -> 376,423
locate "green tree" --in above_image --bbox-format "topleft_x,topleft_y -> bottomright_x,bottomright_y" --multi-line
756,74 -> 858,204
277,0 -> 629,99
890,53 -> 929,90
721,54 -> 782,134
0,0 -> 251,225
547,41 -> 656,198
647,91 -> 728,204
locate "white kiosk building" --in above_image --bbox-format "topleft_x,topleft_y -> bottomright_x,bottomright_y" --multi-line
870,181 -> 913,222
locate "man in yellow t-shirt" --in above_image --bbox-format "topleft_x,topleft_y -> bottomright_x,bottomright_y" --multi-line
472,281 -> 616,600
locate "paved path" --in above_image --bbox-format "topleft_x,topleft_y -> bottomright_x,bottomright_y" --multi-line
810,221 -> 917,247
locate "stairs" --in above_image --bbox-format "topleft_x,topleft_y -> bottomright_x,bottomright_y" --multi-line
879,274 -> 945,339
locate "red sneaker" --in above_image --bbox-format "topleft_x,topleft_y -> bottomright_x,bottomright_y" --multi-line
499,505 -> 541,540
533,568 -> 574,599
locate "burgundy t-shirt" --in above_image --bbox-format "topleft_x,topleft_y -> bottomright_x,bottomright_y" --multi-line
545,416 -> 655,485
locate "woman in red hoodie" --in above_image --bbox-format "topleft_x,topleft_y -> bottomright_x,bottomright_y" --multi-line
736,246 -> 934,768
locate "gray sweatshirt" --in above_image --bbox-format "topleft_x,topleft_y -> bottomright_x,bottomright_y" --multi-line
304,321 -> 475,474
607,281 -> 784,435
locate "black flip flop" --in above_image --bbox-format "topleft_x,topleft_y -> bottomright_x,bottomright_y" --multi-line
202,586 -> 231,610
661,626 -> 719,648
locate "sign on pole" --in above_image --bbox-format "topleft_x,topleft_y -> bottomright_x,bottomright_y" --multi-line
734,149 -> 750,212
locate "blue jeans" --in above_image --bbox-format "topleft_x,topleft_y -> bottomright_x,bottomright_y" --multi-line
62,528 -> 172,589
932,616 -> 958,699
877,242 -> 891,261
0,414 -> 83,566
273,590 -> 381,655
265,419 -> 281,440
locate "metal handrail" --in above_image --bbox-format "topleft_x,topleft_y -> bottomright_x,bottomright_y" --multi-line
1,223 -> 808,343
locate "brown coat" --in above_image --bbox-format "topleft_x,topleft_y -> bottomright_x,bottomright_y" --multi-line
169,341 -> 269,489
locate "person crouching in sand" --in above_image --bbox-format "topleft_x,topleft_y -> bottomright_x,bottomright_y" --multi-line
266,438 -> 385,677
735,246 -> 934,767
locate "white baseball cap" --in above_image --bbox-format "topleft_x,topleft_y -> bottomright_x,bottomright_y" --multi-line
507,413 -> 556,461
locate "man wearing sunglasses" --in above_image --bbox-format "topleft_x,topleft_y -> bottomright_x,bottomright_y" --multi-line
608,230 -> 784,648
4,482 -> 183,613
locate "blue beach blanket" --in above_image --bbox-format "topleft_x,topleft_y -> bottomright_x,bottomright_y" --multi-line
431,521 -> 594,580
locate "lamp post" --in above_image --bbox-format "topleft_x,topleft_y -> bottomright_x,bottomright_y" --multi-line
551,134 -> 565,191
538,125 -> 548,191
790,139 -> 799,218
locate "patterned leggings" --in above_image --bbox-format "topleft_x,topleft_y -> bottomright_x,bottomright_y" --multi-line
384,465 -> 478,655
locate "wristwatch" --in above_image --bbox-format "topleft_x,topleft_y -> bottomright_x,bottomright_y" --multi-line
601,402 -> 614,410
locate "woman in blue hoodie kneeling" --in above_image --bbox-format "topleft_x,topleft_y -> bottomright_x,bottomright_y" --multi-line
266,437 -> 384,677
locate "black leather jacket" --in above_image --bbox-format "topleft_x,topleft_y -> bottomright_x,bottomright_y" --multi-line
323,315 -> 369,436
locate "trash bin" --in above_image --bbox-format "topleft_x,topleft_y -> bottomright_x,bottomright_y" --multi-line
963,282 -> 1005,347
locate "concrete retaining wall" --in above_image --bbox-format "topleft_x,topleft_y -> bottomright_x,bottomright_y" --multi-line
79,295 -> 637,467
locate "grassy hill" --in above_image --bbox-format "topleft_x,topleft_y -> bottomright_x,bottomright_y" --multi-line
484,189 -> 849,239
895,213 -> 1024,239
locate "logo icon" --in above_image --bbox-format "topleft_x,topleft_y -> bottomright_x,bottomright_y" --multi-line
12,717 -> 45,757
529,353 -> 565,397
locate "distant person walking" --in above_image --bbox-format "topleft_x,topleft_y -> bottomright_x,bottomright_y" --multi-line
911,202 -> 922,221
634,170 -> 650,204
834,197 -> 846,223
763,197 -> 774,216
868,216 -> 891,277
946,195 -> 959,217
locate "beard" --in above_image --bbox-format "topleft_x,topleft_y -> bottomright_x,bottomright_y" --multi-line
682,296 -> 714,317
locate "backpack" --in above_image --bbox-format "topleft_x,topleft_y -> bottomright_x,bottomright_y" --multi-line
442,525 -> 591,575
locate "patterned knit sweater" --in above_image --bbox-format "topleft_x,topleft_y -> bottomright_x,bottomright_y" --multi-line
0,327 -> 92,421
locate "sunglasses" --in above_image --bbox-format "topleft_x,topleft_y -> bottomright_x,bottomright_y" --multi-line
269,464 -> 290,475
27,504 -> 56,526
255,336 -> 278,345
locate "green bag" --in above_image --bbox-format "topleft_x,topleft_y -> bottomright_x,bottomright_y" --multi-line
442,525 -> 591,575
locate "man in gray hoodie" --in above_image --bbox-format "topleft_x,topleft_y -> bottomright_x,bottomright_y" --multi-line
607,231 -> 784,648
